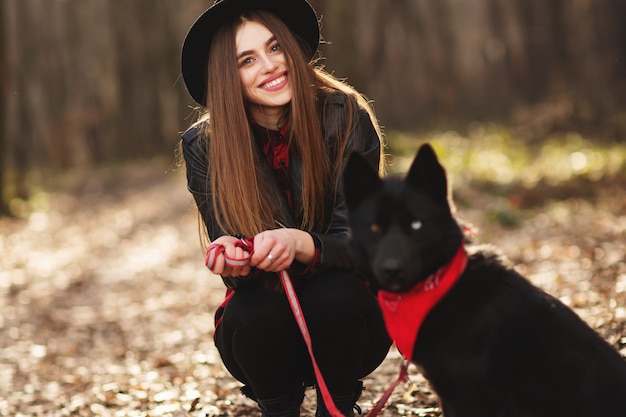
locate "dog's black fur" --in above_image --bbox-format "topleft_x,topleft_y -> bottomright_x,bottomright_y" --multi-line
343,144 -> 626,417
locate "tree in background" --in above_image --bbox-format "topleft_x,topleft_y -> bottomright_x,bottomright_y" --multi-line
0,0 -> 6,214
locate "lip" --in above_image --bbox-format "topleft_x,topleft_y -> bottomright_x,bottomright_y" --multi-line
259,72 -> 288,91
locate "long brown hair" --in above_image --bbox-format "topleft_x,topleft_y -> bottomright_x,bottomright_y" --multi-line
194,10 -> 383,241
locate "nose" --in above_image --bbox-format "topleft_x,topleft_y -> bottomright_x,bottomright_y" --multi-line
381,259 -> 402,276
259,53 -> 278,72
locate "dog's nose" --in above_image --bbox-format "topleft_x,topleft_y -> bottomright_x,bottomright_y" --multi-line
381,259 -> 402,275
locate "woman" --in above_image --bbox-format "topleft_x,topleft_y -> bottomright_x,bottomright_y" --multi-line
179,1 -> 391,416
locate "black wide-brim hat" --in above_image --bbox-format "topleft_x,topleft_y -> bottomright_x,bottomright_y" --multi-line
181,0 -> 320,106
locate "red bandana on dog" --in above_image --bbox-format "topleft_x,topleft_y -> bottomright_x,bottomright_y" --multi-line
377,246 -> 468,359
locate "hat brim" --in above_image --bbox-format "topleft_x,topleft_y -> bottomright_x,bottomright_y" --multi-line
181,0 -> 320,106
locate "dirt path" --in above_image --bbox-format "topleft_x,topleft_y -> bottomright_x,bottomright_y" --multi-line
1,160 -> 625,416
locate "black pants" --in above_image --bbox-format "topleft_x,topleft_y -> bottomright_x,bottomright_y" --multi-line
214,270 -> 391,411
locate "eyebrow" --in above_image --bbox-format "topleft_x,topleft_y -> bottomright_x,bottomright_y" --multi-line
236,35 -> 277,60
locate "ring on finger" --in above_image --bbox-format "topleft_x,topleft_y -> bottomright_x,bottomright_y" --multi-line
267,253 -> 274,262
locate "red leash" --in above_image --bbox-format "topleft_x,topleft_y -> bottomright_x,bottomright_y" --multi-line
365,359 -> 410,417
205,238 -> 407,416
205,237 -> 254,269
205,238 -> 344,417
280,269 -> 344,417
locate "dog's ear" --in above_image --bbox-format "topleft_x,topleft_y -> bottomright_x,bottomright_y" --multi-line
343,151 -> 382,211
406,144 -> 449,207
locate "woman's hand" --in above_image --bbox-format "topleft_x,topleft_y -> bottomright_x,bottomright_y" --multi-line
206,235 -> 252,277
251,228 -> 314,272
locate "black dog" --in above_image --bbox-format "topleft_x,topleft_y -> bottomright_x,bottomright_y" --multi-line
343,144 -> 626,417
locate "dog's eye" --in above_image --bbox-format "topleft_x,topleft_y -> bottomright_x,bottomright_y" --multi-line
370,223 -> 381,233
411,220 -> 422,231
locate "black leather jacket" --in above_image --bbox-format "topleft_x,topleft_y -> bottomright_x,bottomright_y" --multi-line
181,91 -> 382,289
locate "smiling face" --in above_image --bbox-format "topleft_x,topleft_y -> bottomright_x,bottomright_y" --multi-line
235,19 -> 292,127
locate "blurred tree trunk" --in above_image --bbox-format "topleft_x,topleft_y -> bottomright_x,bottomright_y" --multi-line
2,0 -> 31,208
0,0 -> 7,214
108,1 -> 190,159
109,3 -> 161,159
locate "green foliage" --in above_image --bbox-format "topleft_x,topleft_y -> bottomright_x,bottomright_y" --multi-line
386,124 -> 626,229
387,124 -> 626,186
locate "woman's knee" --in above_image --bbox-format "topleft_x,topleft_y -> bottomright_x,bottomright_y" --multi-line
298,272 -> 375,316
223,286 -> 291,326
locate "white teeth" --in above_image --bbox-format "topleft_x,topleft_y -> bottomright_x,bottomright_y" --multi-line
263,75 -> 286,88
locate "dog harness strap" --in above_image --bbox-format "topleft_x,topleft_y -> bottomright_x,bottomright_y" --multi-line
205,237 -> 343,417
378,245 -> 468,359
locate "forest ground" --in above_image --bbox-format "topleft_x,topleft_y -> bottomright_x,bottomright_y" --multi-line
1,134 -> 625,417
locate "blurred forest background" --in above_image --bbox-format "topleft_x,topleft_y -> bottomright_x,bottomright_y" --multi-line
1,0 -> 626,214
1,1 -> 626,416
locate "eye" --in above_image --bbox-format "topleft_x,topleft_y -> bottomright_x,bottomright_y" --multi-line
269,43 -> 281,53
411,220 -> 422,231
370,223 -> 381,233
239,56 -> 254,67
